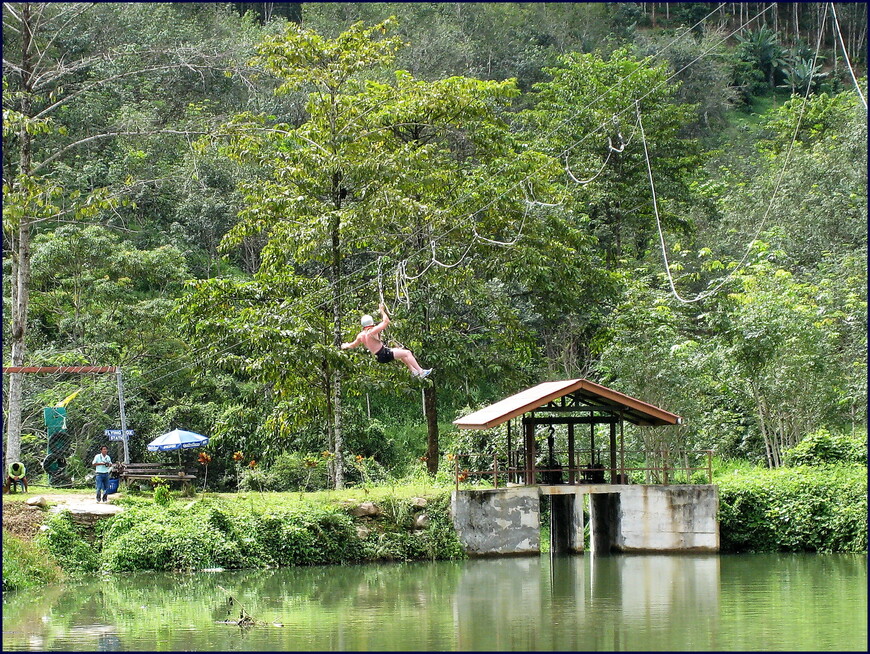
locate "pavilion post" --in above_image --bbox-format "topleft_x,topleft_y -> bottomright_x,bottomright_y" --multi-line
609,421 -> 617,484
506,419 -> 512,483
619,413 -> 625,484
567,422 -> 575,484
523,418 -> 535,485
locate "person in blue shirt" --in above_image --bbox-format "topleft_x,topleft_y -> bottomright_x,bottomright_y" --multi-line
92,445 -> 112,503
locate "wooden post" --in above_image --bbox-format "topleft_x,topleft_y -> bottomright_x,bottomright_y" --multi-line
590,423 -> 595,465
567,422 -> 575,484
662,451 -> 669,485
523,419 -> 535,485
454,454 -> 459,492
609,420 -> 617,484
506,419 -> 512,483
619,413 -> 625,484
493,452 -> 498,489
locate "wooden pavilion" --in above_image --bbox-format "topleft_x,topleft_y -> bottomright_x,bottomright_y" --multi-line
453,378 -> 683,485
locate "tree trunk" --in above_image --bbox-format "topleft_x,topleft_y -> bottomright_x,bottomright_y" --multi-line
330,186 -> 345,489
5,2 -> 36,474
424,382 -> 439,474
750,381 -> 775,468
793,2 -> 799,42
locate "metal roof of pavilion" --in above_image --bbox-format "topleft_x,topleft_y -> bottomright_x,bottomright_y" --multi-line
453,379 -> 683,429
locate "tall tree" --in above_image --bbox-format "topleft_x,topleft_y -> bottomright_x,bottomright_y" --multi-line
185,18 -> 559,482
2,2 -> 257,472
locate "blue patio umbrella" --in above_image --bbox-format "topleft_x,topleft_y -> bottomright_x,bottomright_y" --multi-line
147,429 -> 209,452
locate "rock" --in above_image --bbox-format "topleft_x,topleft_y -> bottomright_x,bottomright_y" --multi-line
350,501 -> 380,517
410,497 -> 428,509
356,525 -> 371,540
414,513 -> 430,529
25,496 -> 47,507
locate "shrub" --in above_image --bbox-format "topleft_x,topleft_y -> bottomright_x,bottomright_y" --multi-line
153,483 -> 172,507
718,464 -> 867,553
267,452 -> 328,492
783,429 -> 867,466
2,531 -> 63,591
101,505 -> 245,571
238,467 -> 278,492
35,511 -> 100,573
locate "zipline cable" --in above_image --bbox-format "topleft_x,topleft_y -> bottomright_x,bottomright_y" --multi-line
640,4 -> 830,304
122,3 -> 777,398
829,2 -> 867,111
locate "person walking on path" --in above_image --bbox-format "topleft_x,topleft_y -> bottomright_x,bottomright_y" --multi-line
341,303 -> 432,378
92,445 -> 112,503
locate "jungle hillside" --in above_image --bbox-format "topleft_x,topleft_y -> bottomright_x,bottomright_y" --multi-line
3,2 -> 867,492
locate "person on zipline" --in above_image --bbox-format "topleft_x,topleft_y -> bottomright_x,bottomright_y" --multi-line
341,303 -> 432,379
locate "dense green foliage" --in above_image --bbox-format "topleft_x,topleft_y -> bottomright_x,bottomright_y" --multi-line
718,464 -> 868,553
35,511 -> 101,574
1,530 -> 64,592
32,490 -> 464,574
3,3 -> 866,494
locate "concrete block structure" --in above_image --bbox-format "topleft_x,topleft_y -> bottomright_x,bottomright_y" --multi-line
452,484 -> 719,556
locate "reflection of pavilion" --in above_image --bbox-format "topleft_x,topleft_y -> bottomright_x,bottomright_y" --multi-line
452,555 -> 720,650
451,379 -> 719,556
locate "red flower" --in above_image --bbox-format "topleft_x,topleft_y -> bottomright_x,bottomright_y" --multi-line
248,460 -> 257,469
232,451 -> 244,462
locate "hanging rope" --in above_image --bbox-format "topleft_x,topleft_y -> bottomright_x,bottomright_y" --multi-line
565,113 -> 640,185
472,202 -> 531,246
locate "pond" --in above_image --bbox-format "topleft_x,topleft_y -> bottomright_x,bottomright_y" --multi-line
2,553 -> 866,651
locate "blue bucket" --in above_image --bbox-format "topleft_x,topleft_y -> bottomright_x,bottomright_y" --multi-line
107,477 -> 120,495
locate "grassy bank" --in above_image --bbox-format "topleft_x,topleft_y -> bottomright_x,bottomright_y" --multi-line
4,461 -> 867,590
22,486 -> 464,578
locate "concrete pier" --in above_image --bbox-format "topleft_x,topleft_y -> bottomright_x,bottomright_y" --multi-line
451,484 -> 719,556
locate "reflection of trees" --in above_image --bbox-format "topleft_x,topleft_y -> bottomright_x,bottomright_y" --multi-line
3,555 -> 867,650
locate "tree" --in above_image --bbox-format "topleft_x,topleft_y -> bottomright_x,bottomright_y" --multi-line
2,2 -> 258,473
183,18 -> 560,483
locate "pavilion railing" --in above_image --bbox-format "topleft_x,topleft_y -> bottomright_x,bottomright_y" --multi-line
452,449 -> 714,490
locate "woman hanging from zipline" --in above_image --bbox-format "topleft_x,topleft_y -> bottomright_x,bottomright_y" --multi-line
341,303 -> 432,378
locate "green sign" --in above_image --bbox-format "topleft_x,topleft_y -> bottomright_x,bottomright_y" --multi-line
43,407 -> 67,437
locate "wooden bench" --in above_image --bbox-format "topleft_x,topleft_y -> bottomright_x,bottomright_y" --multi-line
118,463 -> 197,488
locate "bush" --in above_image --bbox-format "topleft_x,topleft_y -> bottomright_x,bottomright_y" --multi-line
153,483 -> 172,506
238,466 -> 278,492
35,511 -> 100,573
718,464 -> 867,553
2,530 -> 64,591
101,504 -> 246,571
266,452 -> 329,492
783,429 -> 867,466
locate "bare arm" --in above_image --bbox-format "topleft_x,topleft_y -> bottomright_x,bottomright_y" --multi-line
368,303 -> 390,336
341,333 -> 363,350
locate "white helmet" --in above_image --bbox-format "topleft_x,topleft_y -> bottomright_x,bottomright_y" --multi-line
361,314 -> 375,327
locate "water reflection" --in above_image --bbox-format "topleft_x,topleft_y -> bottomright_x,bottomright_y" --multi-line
2,553 -> 866,651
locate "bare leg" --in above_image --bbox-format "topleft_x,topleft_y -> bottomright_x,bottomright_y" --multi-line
391,347 -> 423,374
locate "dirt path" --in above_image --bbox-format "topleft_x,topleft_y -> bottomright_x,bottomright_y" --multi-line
19,492 -> 125,515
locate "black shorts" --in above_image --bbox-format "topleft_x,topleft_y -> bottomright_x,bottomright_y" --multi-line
375,346 -> 394,364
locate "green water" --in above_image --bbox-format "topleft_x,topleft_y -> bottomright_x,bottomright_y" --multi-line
2,553 -> 866,651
